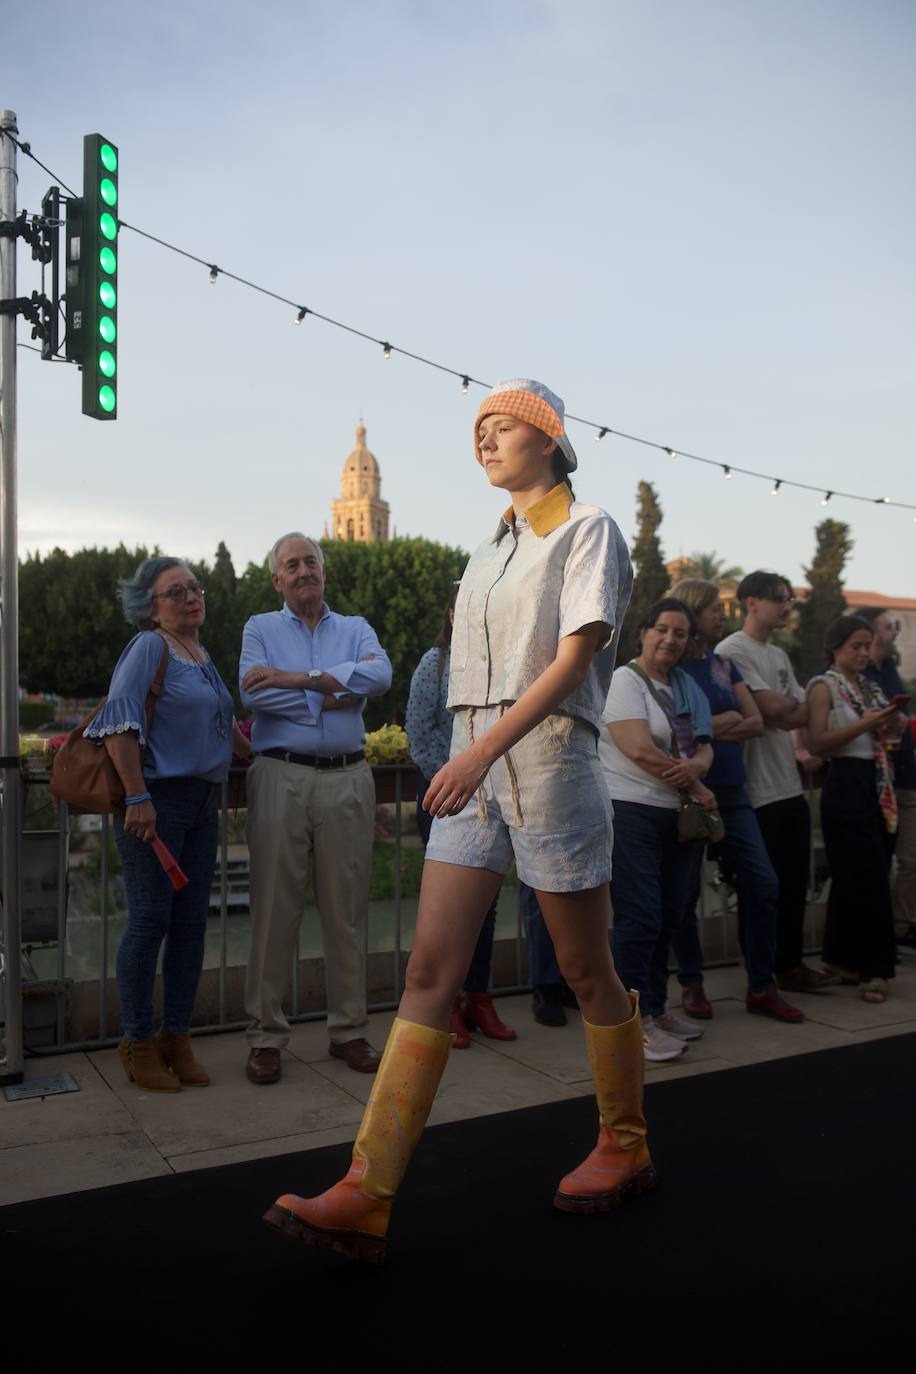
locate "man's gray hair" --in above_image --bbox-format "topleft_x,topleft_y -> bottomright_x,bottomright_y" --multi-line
268,532 -> 324,575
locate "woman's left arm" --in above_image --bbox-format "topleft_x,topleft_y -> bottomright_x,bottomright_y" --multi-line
423,622 -> 607,817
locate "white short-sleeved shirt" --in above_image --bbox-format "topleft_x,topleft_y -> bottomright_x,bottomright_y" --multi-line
807,672 -> 874,761
448,485 -> 632,734
715,630 -> 803,807
598,667 -> 681,810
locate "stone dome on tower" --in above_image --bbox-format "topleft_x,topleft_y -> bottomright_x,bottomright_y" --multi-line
330,422 -> 391,543
343,423 -> 380,482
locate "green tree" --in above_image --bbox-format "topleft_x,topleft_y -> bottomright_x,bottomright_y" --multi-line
679,550 -> 743,583
795,519 -> 854,681
196,541 -> 245,695
18,537 -> 467,728
19,545 -> 151,698
618,481 -> 668,664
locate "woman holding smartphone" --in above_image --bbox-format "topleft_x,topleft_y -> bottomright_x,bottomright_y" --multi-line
806,615 -> 902,1003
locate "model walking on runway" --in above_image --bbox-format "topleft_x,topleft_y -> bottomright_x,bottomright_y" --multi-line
264,379 -> 651,1262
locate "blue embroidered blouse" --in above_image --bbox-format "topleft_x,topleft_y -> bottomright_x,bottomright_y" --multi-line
405,647 -> 453,781
84,631 -> 235,784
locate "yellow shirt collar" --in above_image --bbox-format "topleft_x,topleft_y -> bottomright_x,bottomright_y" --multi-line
502,484 -> 574,538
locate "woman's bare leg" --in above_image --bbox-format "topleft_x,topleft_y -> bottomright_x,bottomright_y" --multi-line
398,860 -> 505,1030
534,885 -> 631,1025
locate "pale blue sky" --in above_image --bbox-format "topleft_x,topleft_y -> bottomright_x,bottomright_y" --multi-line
6,0 -> 915,592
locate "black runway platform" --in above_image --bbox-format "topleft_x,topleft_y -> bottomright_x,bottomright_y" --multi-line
3,1035 -> 913,1368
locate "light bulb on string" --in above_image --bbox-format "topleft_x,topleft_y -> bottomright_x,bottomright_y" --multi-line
208,265 -> 219,284
723,465 -> 732,480
295,307 -> 308,325
821,491 -> 832,505
381,342 -> 392,360
771,480 -> 782,496
461,376 -> 470,394
595,428 -> 608,443
665,448 -> 677,460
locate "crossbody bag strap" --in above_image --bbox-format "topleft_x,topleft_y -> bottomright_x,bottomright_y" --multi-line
625,661 -> 681,759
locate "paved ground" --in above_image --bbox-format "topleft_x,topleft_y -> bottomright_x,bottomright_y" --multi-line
3,962 -> 914,1206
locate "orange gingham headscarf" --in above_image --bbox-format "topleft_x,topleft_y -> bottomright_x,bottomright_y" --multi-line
475,378 -> 578,472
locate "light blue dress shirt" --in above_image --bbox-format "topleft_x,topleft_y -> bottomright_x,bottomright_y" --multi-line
239,602 -> 392,756
85,631 -> 234,784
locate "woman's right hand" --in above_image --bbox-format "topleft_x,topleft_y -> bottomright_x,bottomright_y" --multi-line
862,705 -> 899,734
123,800 -> 157,842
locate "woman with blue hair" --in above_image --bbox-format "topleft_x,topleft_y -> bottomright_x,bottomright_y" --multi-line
87,556 -> 249,1091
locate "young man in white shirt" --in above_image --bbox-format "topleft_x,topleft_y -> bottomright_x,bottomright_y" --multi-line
716,571 -> 838,993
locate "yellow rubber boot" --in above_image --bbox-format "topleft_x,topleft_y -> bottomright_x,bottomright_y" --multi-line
264,1017 -> 451,1263
553,992 -> 656,1212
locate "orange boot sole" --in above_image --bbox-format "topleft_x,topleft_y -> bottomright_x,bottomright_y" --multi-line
553,1129 -> 657,1214
263,1170 -> 391,1265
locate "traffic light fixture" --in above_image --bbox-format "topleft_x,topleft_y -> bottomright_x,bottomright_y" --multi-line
65,134 -> 119,419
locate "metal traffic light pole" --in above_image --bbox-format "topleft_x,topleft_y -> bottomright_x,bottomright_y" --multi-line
0,108 -> 24,1086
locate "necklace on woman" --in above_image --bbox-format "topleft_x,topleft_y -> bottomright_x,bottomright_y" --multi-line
162,628 -> 206,663
161,629 -> 228,739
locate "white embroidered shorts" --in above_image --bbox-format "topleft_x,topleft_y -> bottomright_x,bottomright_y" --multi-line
424,707 -> 613,893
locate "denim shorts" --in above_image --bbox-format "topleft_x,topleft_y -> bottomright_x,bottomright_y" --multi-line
424,707 -> 613,893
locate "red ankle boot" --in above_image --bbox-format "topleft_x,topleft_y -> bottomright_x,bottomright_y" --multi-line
462,991 -> 517,1041
448,997 -> 471,1049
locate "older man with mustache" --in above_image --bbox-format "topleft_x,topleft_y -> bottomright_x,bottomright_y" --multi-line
240,532 -> 392,1084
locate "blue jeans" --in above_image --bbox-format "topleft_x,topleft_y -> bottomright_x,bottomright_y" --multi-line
517,881 -> 563,986
114,777 -> 219,1041
672,784 -> 779,994
610,800 -> 703,1018
416,772 -> 496,993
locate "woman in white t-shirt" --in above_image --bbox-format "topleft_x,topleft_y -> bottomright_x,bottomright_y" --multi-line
807,615 -> 902,1003
265,379 -> 653,1264
600,598 -> 716,1061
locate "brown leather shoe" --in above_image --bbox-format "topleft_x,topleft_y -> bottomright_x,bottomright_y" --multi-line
329,1038 -> 381,1073
246,1048 -> 282,1085
776,963 -> 840,994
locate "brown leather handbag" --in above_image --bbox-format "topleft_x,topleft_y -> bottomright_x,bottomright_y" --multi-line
50,634 -> 170,814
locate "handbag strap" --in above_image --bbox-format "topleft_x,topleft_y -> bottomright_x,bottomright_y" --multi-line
626,661 -> 681,759
142,632 -> 171,745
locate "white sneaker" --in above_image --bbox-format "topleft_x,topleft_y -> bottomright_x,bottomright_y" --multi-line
643,1016 -> 687,1061
654,1010 -> 705,1041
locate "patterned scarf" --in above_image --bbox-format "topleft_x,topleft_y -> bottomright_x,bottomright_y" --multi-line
826,669 -> 898,833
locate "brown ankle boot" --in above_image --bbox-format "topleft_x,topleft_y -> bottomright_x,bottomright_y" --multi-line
118,1039 -> 181,1092
154,1031 -> 210,1086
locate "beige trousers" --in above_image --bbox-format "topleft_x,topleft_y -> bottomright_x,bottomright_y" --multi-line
244,754 -> 376,1049
893,789 -> 916,932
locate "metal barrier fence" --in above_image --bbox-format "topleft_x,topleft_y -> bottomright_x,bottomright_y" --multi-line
2,769 -> 825,1061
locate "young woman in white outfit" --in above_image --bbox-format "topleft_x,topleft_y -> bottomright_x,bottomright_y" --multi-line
264,380 -> 653,1263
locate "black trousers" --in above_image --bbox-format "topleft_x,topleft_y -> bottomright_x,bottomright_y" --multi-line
753,794 -> 811,974
821,758 -> 896,981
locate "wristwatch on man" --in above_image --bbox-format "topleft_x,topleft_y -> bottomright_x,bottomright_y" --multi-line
307,668 -> 322,683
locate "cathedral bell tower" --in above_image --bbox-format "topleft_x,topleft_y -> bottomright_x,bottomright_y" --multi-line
328,422 -> 391,542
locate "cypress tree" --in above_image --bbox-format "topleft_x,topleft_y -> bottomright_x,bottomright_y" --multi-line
618,481 -> 668,664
